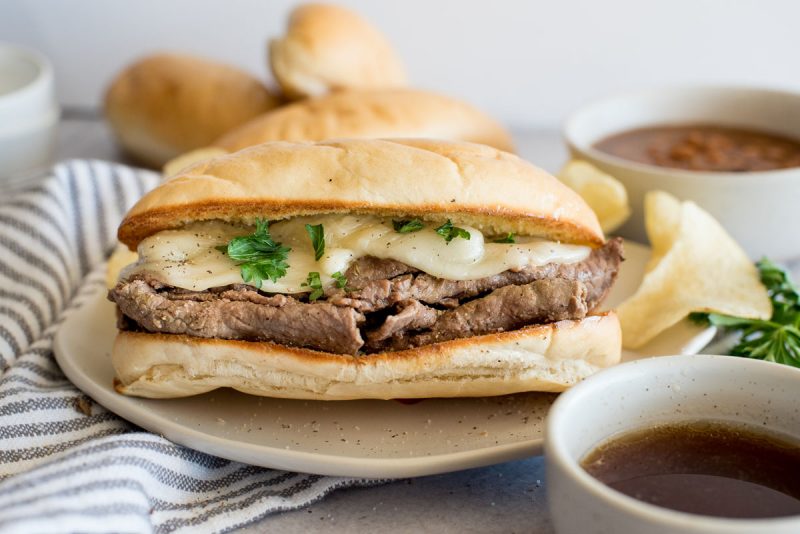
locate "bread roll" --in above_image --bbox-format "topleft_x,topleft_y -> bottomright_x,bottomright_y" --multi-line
118,138 -> 603,250
270,4 -> 407,99
113,313 -> 621,399
105,53 -> 280,167
214,89 -> 514,153
161,147 -> 229,178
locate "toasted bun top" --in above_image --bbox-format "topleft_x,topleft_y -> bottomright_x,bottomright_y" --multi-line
214,89 -> 514,153
118,138 -> 604,249
104,53 -> 279,167
270,3 -> 406,99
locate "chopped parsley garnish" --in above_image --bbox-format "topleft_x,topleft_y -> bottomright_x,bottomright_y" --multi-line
392,219 -> 425,233
305,223 -> 325,261
217,219 -> 290,289
301,271 -> 324,301
331,271 -> 348,290
435,219 -> 470,244
691,259 -> 800,367
493,233 -> 516,244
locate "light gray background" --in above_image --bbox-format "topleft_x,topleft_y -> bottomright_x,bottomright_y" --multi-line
11,3 -> 798,530
4,0 -> 799,127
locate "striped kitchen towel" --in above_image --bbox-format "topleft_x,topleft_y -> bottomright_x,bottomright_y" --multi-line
0,160 -> 378,533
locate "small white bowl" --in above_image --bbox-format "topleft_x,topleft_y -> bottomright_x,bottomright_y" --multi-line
0,43 -> 59,180
545,354 -> 800,534
564,86 -> 800,260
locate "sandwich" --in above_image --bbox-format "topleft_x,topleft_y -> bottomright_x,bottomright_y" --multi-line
108,138 -> 624,400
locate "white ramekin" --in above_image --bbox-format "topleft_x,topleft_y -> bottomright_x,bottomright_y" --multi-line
545,354 -> 800,534
564,86 -> 800,261
0,43 -> 59,180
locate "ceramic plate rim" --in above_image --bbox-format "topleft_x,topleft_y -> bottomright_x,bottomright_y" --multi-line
52,328 -> 546,477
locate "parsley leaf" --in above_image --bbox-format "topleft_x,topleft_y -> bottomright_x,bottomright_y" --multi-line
435,219 -> 470,244
305,223 -> 325,261
692,258 -> 800,367
392,219 -> 425,233
331,271 -> 348,290
688,311 -> 711,325
493,233 -> 516,244
301,271 -> 324,301
218,219 -> 291,289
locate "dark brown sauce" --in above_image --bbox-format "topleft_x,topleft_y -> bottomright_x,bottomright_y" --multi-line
593,124 -> 800,172
581,421 -> 800,518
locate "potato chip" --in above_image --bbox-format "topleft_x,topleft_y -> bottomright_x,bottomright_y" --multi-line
643,190 -> 682,272
558,160 -> 631,233
106,243 -> 139,289
162,147 -> 228,178
618,191 -> 771,348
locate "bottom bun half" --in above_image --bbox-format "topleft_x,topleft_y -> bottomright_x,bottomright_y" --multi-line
112,312 -> 621,400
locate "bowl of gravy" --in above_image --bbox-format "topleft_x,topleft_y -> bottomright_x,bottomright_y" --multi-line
545,354 -> 800,534
564,87 -> 800,260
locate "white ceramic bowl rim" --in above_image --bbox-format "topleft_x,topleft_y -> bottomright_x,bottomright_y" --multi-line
563,84 -> 800,180
0,42 -> 54,107
546,354 -> 800,531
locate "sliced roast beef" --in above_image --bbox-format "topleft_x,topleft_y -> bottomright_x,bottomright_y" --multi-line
329,238 -> 623,313
365,300 -> 440,345
344,256 -> 418,290
111,278 -> 364,354
371,278 -> 589,351
110,238 -> 623,355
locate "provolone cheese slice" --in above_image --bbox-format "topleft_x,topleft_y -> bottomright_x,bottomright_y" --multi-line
124,216 -> 591,293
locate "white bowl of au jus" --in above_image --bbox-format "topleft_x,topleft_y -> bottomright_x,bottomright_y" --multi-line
545,355 -> 800,534
564,86 -> 800,261
0,43 -> 59,180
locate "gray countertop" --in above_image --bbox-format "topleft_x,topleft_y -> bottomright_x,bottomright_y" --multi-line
53,115 -> 568,533
253,459 -> 550,533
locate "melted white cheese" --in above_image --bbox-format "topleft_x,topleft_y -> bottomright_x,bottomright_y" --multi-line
124,216 -> 591,293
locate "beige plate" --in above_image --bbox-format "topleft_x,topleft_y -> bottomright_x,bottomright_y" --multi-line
53,241 -> 714,478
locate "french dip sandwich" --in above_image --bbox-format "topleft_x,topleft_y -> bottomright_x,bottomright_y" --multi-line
109,139 -> 624,399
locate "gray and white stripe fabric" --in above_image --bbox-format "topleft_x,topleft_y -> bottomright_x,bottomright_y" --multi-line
0,160 -> 377,533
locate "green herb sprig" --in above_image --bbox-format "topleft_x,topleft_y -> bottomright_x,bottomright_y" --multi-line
302,271 -> 324,301
305,223 -> 325,261
435,219 -> 470,244
691,259 -> 800,367
331,271 -> 348,290
217,219 -> 290,289
493,233 -> 516,244
302,271 -> 347,301
392,219 -> 425,233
